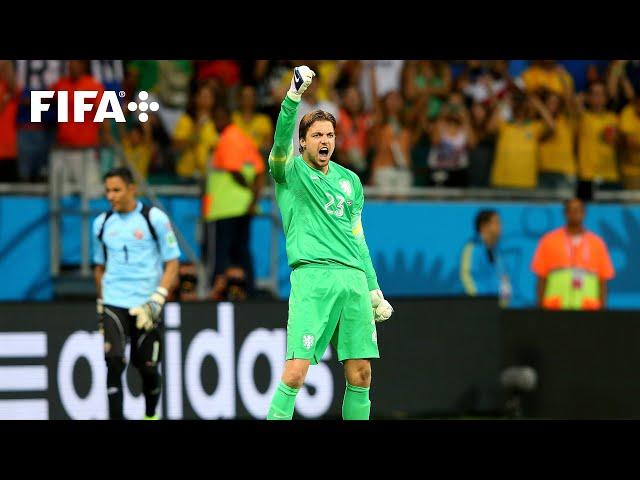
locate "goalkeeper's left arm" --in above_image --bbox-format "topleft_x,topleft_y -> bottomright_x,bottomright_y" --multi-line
351,178 -> 394,322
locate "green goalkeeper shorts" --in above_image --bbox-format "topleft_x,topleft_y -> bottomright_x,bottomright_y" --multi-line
286,265 -> 379,365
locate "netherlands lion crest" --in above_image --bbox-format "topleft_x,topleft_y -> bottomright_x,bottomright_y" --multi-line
339,179 -> 352,197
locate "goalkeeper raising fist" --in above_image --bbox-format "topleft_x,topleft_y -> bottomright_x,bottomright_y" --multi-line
266,66 -> 394,421
93,167 -> 180,420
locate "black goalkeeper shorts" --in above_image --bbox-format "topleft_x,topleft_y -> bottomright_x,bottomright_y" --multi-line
102,304 -> 163,368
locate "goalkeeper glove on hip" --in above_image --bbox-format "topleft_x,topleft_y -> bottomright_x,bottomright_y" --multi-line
370,289 -> 394,322
129,286 -> 168,331
287,65 -> 315,102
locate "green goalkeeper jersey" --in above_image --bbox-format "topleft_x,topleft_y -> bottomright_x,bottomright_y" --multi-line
268,95 -> 379,291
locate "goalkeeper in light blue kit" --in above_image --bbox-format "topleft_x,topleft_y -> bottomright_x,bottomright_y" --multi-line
93,167 -> 181,420
266,66 -> 394,420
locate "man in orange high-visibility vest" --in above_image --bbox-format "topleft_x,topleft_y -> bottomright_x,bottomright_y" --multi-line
202,103 -> 266,300
531,198 -> 615,310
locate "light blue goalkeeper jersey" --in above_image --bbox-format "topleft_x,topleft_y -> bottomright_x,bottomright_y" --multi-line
93,201 -> 181,308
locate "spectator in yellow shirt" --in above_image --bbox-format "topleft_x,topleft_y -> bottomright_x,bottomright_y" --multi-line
121,122 -> 153,179
538,90 -> 577,191
172,84 -> 219,183
232,85 -> 274,158
312,60 -> 341,104
619,97 -> 640,189
489,90 -> 554,189
576,81 -> 621,190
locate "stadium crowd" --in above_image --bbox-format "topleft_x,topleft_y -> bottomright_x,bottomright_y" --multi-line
1,59 -> 640,193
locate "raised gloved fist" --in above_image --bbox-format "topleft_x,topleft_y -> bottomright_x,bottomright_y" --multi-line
97,298 -> 105,334
129,287 -> 167,331
287,65 -> 316,102
370,289 -> 393,323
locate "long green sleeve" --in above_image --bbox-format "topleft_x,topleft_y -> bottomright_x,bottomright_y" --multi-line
351,179 -> 380,291
268,95 -> 299,184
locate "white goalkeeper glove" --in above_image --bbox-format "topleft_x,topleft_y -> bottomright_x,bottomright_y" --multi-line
129,287 -> 168,331
370,289 -> 393,323
287,65 -> 315,102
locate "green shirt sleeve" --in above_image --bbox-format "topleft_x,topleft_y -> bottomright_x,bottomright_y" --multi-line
351,176 -> 380,291
268,95 -> 299,184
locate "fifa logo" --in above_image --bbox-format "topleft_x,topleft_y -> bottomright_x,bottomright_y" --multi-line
30,90 -> 158,123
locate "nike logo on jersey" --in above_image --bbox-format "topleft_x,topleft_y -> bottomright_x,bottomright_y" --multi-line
310,174 -> 319,180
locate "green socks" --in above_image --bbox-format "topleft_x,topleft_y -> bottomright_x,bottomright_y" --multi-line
342,383 -> 371,420
266,381 -> 371,420
267,382 -> 300,420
